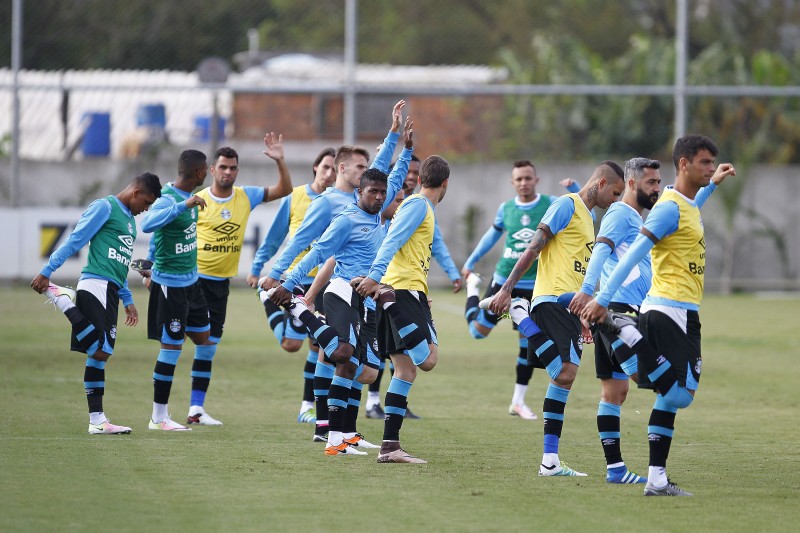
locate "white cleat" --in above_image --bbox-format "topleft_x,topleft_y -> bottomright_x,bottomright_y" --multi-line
344,433 -> 381,449
509,403 -> 538,420
186,409 -> 223,426
539,462 -> 588,477
88,420 -> 132,435
149,418 -> 192,431
44,283 -> 76,305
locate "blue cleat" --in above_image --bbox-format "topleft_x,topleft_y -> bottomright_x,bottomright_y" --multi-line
607,465 -> 646,484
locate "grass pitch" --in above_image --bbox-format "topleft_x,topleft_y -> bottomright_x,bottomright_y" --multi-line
1,285 -> 799,532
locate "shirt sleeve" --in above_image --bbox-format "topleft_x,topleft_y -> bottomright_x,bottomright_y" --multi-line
283,215 -> 351,291
695,181 -> 717,209
539,196 -> 576,235
383,147 -> 413,209
431,222 -> 459,281
243,186 -> 266,209
251,195 -> 291,276
464,226 -> 503,271
371,131 -> 401,173
566,181 -> 581,193
580,241 -> 612,295
40,199 -> 112,278
595,234 -> 654,307
595,204 -> 629,251
119,280 -> 134,308
140,195 -> 185,233
268,195 -> 330,279
644,200 -> 680,241
368,197 -> 428,282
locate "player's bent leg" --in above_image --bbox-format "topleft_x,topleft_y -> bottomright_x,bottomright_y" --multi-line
418,344 -> 438,372
378,354 -> 426,464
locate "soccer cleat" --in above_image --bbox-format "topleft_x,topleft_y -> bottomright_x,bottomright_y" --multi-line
377,448 -> 427,464
607,465 -> 646,484
324,442 -> 368,456
130,258 -> 153,273
644,479 -> 693,496
509,403 -> 538,420
466,272 -> 483,290
87,420 -> 132,435
344,433 -> 381,449
538,462 -> 588,477
149,418 -> 191,431
507,298 -> 532,324
599,311 -> 637,335
44,283 -> 76,305
186,410 -> 223,426
404,407 -> 422,420
375,284 -> 396,307
297,407 -> 316,424
312,432 -> 329,443
365,404 -> 386,419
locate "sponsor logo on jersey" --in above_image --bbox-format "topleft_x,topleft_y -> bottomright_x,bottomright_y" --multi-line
213,221 -> 241,235
221,208 -> 232,220
511,227 -> 536,243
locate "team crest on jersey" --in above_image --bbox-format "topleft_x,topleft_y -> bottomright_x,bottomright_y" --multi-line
695,358 -> 702,375
127,222 -> 134,234
109,326 -> 117,339
520,214 -> 531,226
191,209 -> 196,220
169,319 -> 182,333
118,235 -> 134,248
511,227 -> 536,243
221,208 -> 232,220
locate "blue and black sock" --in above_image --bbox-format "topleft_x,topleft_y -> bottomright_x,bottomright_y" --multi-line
327,375 -> 352,436
383,376 -> 412,441
314,360 -> 334,436
597,401 -> 623,465
543,383 -> 570,454
67,308 -> 100,355
516,337 -> 534,385
648,395 -> 677,468
190,343 -> 217,407
302,348 -> 317,403
153,348 -> 181,405
84,356 -> 105,414
344,380 -> 363,434
261,297 -> 286,343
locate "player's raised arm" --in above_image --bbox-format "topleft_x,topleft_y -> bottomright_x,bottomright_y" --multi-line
262,132 -> 293,202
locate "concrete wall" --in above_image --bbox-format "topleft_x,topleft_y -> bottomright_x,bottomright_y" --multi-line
2,155 -> 798,290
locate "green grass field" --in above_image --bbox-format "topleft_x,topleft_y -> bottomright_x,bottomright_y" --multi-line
1,285 -> 799,532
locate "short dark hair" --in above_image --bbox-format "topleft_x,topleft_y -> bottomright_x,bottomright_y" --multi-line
133,172 -> 162,198
624,157 -> 661,180
213,146 -> 238,163
359,168 -> 388,190
410,154 -> 421,163
178,149 -> 207,178
419,155 -> 450,188
334,146 -> 370,168
513,160 -> 536,173
673,134 -> 719,170
313,147 -> 336,177
598,160 -> 625,181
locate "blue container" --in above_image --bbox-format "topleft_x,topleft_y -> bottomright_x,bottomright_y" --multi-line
136,104 -> 166,128
81,112 -> 111,157
194,116 -> 226,142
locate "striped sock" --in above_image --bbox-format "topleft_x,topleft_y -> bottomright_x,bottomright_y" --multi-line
345,380 -> 363,433
648,395 -> 677,468
260,295 -> 286,343
383,377 -> 412,441
314,360 -> 334,436
543,383 -> 570,454
516,337 -> 534,386
302,349 -> 317,403
327,375 -> 352,435
190,343 -> 217,408
153,348 -> 181,405
84,356 -> 106,414
597,401 -> 622,466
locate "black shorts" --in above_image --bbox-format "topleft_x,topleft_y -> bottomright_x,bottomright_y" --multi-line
530,302 -> 582,365
480,282 -> 533,329
639,308 -> 702,390
376,289 -> 437,358
147,280 -> 210,345
322,278 -> 372,367
198,277 -> 229,340
593,303 -> 639,380
71,278 -> 119,355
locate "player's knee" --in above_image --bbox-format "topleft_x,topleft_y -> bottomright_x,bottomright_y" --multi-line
281,338 -> 303,352
187,330 -> 209,345
553,364 -> 577,388
419,345 -> 438,372
357,366 -> 378,385
663,384 -> 694,409
91,350 -> 111,362
468,321 -> 487,340
329,345 -> 354,365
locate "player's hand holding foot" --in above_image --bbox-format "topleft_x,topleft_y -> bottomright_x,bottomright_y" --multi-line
580,298 -> 609,326
30,274 -> 49,294
568,291 -> 593,316
268,285 -> 293,307
259,276 -> 280,291
354,277 -> 379,299
487,288 -> 511,316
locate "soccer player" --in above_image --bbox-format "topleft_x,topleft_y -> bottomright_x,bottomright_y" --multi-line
186,133 -> 293,426
140,149 -> 210,431
248,147 -> 336,424
461,160 -> 579,420
31,173 -> 161,434
269,166 -> 403,456
354,155 -> 452,464
259,100 -> 412,442
486,161 -> 625,476
582,135 -> 736,496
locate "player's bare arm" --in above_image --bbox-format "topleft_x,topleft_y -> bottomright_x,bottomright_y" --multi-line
390,100 -> 406,133
711,163 -> 736,185
487,226 -> 551,315
263,132 -> 293,201
124,304 -> 138,327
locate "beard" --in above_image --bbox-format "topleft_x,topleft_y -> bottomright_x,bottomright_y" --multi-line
637,187 -> 658,210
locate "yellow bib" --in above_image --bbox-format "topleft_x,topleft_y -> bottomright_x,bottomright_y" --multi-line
196,187 -> 255,278
382,194 -> 435,293
649,188 -> 705,305
533,193 -> 595,297
286,185 -> 319,276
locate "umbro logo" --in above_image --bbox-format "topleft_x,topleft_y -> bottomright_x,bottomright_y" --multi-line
586,242 -> 594,254
184,222 -> 197,234
360,227 -> 371,232
118,235 -> 134,247
213,221 -> 241,235
511,228 -> 536,242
